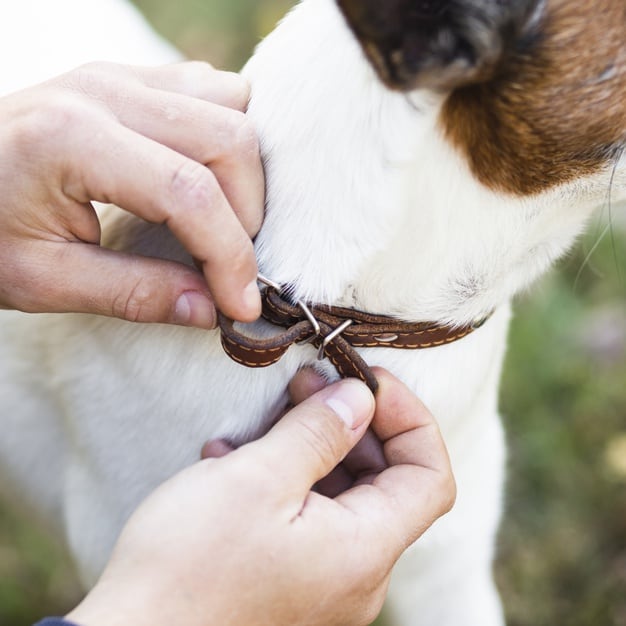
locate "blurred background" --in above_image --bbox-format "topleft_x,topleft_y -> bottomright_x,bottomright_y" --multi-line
1,1 -> 625,625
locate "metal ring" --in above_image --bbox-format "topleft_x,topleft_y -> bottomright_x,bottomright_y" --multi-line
471,314 -> 491,330
257,274 -> 322,337
257,273 -> 283,293
297,300 -> 321,337
318,319 -> 354,360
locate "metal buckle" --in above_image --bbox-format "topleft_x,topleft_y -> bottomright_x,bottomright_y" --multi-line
258,274 -> 321,337
471,313 -> 491,330
258,275 -> 353,360
318,319 -> 354,360
297,301 -> 321,337
257,273 -> 282,292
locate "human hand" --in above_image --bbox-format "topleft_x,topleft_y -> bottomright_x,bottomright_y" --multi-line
0,61 -> 264,327
66,369 -> 455,626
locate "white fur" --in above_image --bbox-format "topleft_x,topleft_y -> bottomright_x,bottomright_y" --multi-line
0,0 -> 180,97
0,1 -> 624,624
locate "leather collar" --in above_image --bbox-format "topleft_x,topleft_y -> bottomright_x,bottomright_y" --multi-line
218,278 -> 490,393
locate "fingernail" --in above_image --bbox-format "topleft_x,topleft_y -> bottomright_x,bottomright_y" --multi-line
242,280 -> 261,317
201,439 -> 235,460
174,291 -> 216,329
325,379 -> 375,430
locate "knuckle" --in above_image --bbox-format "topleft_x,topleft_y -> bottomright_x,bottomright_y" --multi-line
184,59 -> 214,72
438,468 -> 458,514
9,92 -> 93,153
0,259 -> 40,313
185,60 -> 216,77
68,61 -> 121,95
222,72 -> 251,110
76,60 -> 116,75
112,277 -> 154,323
45,92 -> 90,127
359,594 -> 387,626
426,465 -> 457,517
169,160 -> 219,212
74,60 -> 115,76
232,115 -> 259,156
219,237 -> 255,272
218,111 -> 259,160
184,62 -> 250,110
178,60 -> 217,94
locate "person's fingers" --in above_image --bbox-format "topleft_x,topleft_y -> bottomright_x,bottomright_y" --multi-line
59,113 -> 260,322
201,439 -> 236,460
369,368 -> 451,474
64,62 -> 264,238
341,429 -> 387,483
288,368 -> 328,404
4,237 -> 217,327
336,369 -> 456,555
71,61 -> 250,112
113,87 -> 264,239
242,378 -> 375,503
314,465 -> 354,498
132,62 -> 251,110
314,429 -> 387,497
287,370 -> 385,496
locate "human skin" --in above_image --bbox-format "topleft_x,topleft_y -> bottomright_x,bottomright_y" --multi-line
0,61 -> 264,326
66,368 -> 456,626
1,61 -> 455,626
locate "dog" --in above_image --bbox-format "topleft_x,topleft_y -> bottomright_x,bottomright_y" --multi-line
0,0 -> 624,624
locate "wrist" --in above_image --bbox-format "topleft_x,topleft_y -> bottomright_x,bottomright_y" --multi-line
65,578 -> 165,626
65,573 -> 223,626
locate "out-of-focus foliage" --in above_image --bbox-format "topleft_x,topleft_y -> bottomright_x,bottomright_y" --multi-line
132,0 -> 295,69
0,505 -> 81,625
497,216 -> 626,626
1,1 -> 625,625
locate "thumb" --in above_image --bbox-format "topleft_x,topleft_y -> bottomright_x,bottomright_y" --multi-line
247,378 -> 375,498
10,240 -> 217,328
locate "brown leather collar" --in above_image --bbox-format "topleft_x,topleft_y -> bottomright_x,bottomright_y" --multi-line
218,280 -> 490,394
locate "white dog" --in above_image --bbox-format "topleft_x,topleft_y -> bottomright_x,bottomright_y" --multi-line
1,0 -> 624,624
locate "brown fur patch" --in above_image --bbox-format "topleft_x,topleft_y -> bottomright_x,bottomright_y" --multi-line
441,0 -> 626,195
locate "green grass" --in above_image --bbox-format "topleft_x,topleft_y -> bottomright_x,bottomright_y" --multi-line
496,223 -> 626,626
131,0 -> 294,70
1,2 -> 625,624
0,505 -> 81,625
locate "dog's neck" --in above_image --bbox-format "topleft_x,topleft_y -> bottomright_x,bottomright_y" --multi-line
245,0 -> 623,327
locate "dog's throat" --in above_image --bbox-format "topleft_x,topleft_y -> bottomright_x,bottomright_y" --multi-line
218,283 -> 491,393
